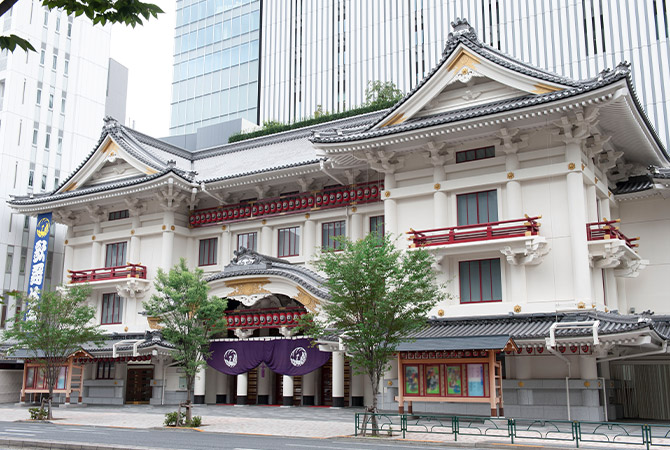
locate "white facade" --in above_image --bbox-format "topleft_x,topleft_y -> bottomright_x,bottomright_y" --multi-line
0,2 -> 111,321
259,0 -> 670,149
10,20 -> 670,420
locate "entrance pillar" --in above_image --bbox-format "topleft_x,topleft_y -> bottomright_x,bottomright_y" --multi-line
194,366 -> 206,404
215,371 -> 228,404
302,370 -> 316,406
332,351 -> 345,407
282,375 -> 294,406
236,373 -> 248,405
256,363 -> 271,405
351,371 -> 365,407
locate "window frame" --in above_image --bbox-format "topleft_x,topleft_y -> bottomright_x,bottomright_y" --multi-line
321,220 -> 346,251
455,146 -> 495,163
108,210 -> 129,221
101,292 -> 123,325
458,258 -> 503,304
96,361 -> 115,379
278,226 -> 300,258
104,241 -> 127,268
236,231 -> 257,252
456,189 -> 498,226
198,237 -> 218,266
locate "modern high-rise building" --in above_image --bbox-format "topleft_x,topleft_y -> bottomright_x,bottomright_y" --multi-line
170,0 -> 670,148
0,0 -> 115,335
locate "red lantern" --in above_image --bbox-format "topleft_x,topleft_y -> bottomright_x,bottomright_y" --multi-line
308,196 -> 315,207
570,345 -> 578,353
537,347 -> 544,354
253,314 -> 260,325
526,347 -> 533,354
559,346 -> 566,353
581,345 -> 590,353
315,195 -> 322,206
259,315 -> 266,324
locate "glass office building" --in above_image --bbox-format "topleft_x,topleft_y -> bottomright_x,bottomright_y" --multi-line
170,0 -> 260,135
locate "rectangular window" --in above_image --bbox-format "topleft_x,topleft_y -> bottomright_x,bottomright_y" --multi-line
60,97 -> 65,114
64,59 -> 69,75
459,258 -> 502,303
32,129 -> 38,145
96,361 -> 115,379
108,210 -> 129,221
104,242 -> 127,268
27,170 -> 34,188
36,88 -> 41,105
5,246 -> 13,274
101,292 -> 122,324
278,226 -> 300,257
457,190 -> 498,226
41,174 -> 47,189
39,49 -> 45,65
55,17 -> 60,32
67,22 -> 72,38
237,232 -> 257,252
456,146 -> 495,163
48,93 -> 53,109
322,220 -> 345,250
370,215 -> 385,239
52,54 -> 57,70
0,296 -> 6,328
198,237 -> 218,266
44,132 -> 50,148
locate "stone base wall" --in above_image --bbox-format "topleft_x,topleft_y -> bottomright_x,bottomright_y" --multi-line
0,370 -> 22,403
82,379 -> 125,405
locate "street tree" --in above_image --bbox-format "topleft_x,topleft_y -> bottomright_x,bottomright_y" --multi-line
3,285 -> 104,420
364,80 -> 403,107
304,233 -> 444,435
143,258 -> 227,424
0,0 -> 163,52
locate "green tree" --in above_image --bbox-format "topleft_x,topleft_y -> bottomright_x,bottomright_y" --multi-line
3,285 -> 104,420
143,258 -> 227,424
364,80 -> 403,107
304,233 -> 444,435
0,0 -> 163,52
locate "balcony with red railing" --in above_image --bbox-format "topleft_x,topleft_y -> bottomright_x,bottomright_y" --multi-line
189,181 -> 383,228
407,216 -> 542,248
586,219 -> 639,249
225,307 -> 308,330
69,263 -> 148,284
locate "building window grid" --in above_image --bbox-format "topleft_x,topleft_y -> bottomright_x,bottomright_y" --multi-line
96,361 -> 115,379
456,190 -> 498,226
108,210 -> 129,221
322,220 -> 345,251
101,292 -> 122,325
278,226 -> 300,258
455,146 -> 495,163
459,258 -> 502,304
236,232 -> 257,252
198,237 -> 218,266
105,242 -> 127,268
370,215 -> 385,239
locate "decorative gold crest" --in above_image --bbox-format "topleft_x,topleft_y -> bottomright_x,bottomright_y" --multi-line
507,172 -> 515,179
513,305 -> 522,313
568,162 -> 576,170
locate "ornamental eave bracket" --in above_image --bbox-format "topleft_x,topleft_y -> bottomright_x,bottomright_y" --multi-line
501,237 -> 550,266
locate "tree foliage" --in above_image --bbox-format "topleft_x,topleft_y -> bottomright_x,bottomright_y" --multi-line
304,233 -> 444,432
143,258 -> 227,422
0,0 -> 163,52
3,285 -> 104,420
364,80 -> 403,107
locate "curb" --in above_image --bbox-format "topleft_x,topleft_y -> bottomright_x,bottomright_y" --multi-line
0,438 -> 160,450
351,435 -> 615,450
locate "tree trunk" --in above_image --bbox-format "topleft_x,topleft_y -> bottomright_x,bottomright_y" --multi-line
368,371 -> 379,436
47,386 -> 53,420
185,375 -> 194,424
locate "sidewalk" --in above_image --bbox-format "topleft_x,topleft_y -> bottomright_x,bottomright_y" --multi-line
0,403 -> 663,449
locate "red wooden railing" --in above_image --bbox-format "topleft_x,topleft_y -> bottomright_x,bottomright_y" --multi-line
586,219 -> 639,249
189,181 -> 384,228
407,216 -> 542,247
225,307 -> 307,329
69,263 -> 147,283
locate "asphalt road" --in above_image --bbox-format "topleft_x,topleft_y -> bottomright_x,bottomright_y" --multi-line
0,421 -> 493,450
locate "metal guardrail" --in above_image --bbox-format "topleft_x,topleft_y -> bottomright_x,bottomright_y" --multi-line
354,413 -> 670,449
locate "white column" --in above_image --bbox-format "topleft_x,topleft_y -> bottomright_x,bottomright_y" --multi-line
433,163 -> 449,228
302,370 -> 316,406
91,222 -> 102,267
129,215 -> 141,263
236,373 -> 248,405
260,224 -> 272,254
303,216 -> 316,266
256,364 -> 271,405
215,371 -> 229,404
150,358 -> 164,405
566,142 -> 592,303
63,226 -> 74,283
351,371 -> 365,407
161,210 -> 175,270
220,228 -> 231,264
586,185 -> 598,222
332,351 -> 345,407
194,366 -> 206,404
383,173 -> 397,237
505,150 -> 527,304
282,375 -> 294,406
350,210 -> 363,241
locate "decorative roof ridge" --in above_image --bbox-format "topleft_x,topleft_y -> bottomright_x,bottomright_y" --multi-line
199,158 -> 322,184
189,109 -> 386,161
122,125 -> 195,160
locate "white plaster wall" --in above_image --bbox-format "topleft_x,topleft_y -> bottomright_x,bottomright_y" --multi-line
0,370 -> 22,403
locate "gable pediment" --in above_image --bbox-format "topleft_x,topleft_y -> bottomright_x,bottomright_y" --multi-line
58,136 -> 161,194
375,45 -> 567,130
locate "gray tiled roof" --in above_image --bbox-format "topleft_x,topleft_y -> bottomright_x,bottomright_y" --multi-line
613,175 -> 654,195
397,335 -> 513,351
206,248 -> 329,299
412,311 -> 670,341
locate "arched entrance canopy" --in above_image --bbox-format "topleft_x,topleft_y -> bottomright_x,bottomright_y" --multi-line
206,248 -> 329,312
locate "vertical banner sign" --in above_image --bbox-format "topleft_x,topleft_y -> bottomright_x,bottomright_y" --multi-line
28,212 -> 52,301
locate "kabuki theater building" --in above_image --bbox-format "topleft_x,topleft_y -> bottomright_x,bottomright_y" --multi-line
6,20 -> 670,421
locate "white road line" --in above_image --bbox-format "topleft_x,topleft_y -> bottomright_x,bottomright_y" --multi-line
3,428 -> 46,433
0,431 -> 37,436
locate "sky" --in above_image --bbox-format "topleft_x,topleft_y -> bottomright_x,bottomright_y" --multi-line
109,0 -> 176,138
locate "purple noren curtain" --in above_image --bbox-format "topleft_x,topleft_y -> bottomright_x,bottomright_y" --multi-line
208,338 -> 331,376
